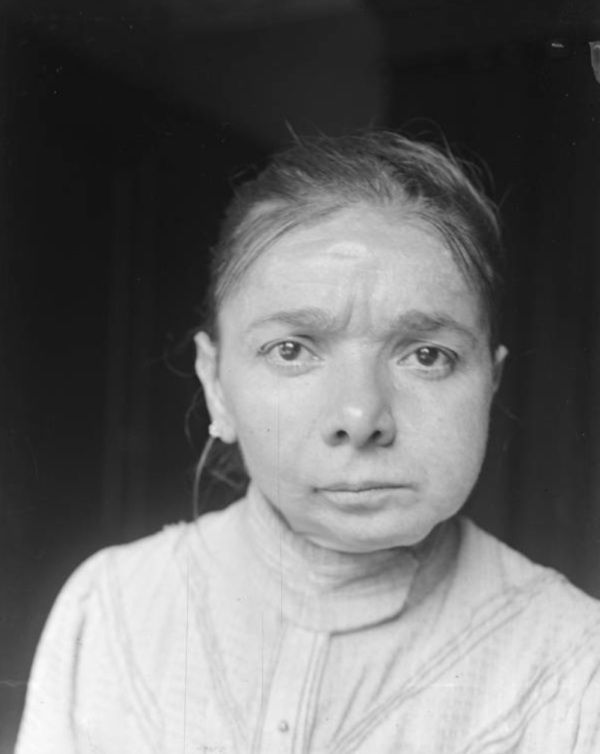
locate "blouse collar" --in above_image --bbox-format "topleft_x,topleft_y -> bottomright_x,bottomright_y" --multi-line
239,483 -> 456,633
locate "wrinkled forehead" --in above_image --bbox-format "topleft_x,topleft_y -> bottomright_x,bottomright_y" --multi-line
218,199 -> 485,308
216,205 -> 491,343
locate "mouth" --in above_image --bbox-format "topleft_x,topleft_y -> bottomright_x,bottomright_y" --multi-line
318,483 -> 413,509
322,482 -> 410,493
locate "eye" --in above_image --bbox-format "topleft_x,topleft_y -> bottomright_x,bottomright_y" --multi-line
259,339 -> 320,372
399,345 -> 456,376
415,346 -> 445,367
274,341 -> 304,361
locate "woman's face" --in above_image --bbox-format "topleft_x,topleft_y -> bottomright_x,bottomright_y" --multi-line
196,205 -> 506,553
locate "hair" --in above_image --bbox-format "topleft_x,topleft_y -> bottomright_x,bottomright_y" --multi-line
192,131 -> 507,516
203,130 -> 506,347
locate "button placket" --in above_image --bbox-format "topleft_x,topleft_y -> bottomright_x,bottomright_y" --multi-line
254,628 -> 328,753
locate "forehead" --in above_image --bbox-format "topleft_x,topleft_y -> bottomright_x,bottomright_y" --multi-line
218,206 -> 487,338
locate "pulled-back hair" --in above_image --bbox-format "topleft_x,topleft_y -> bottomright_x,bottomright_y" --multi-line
205,131 -> 505,346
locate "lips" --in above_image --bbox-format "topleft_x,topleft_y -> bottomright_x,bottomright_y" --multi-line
319,483 -> 413,509
321,482 -> 410,492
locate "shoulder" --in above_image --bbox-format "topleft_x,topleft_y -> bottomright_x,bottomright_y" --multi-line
455,516 -> 600,658
21,509 -> 242,696
57,522 -> 193,602
446,519 -> 600,751
458,517 -> 600,605
54,502 -> 247,624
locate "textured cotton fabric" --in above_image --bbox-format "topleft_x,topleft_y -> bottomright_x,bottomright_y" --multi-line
16,486 -> 600,753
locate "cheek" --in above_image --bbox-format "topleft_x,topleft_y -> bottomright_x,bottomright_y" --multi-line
223,375 -> 314,464
420,383 -> 494,484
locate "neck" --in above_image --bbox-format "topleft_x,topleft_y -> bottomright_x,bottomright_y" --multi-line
238,483 -> 457,632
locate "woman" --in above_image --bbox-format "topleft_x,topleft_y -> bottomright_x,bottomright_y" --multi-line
16,133 -> 600,753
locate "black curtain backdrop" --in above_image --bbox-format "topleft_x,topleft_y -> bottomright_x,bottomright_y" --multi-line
1,8 -> 600,751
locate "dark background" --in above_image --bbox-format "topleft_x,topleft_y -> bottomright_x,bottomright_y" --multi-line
1,1 -> 600,749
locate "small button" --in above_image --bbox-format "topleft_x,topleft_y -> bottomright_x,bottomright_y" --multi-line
278,720 -> 290,733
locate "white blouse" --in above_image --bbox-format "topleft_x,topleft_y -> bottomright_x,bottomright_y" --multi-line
16,485 -> 600,753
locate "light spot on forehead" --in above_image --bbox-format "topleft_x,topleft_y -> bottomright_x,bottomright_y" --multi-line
246,207 -> 468,304
256,205 -> 447,262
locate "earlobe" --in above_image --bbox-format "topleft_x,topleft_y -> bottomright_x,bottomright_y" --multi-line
194,331 -> 237,444
492,344 -> 508,393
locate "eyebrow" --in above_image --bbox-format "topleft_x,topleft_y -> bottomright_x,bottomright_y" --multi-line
245,307 -> 480,345
388,310 -> 480,345
246,307 -> 339,334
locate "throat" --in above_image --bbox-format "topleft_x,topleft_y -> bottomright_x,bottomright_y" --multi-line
241,484 -> 451,632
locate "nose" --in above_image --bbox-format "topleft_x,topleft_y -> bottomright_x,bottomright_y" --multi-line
320,357 -> 396,449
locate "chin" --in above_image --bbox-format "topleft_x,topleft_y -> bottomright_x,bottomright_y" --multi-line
312,519 -> 438,554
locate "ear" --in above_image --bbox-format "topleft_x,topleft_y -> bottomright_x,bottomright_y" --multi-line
194,331 -> 237,444
492,344 -> 508,394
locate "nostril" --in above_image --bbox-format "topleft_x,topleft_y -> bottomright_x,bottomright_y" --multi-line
323,398 -> 397,448
332,427 -> 386,446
